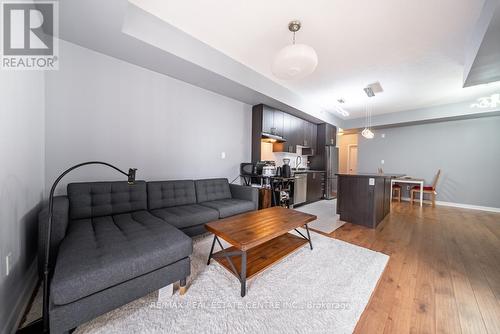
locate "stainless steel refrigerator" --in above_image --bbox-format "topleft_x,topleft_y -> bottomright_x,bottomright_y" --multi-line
325,146 -> 339,199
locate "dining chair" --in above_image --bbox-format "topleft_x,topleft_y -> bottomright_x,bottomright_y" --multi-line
392,184 -> 401,202
411,169 -> 441,207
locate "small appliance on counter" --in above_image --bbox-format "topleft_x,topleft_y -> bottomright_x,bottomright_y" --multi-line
240,162 -> 255,176
260,161 -> 276,188
282,158 -> 291,178
255,160 -> 275,175
262,165 -> 276,176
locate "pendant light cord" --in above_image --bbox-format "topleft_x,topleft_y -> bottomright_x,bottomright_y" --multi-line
365,101 -> 369,129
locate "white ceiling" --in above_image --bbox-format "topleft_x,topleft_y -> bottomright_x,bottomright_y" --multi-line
131,0 -> 500,119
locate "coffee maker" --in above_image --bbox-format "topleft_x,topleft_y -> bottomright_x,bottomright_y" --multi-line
282,158 -> 291,178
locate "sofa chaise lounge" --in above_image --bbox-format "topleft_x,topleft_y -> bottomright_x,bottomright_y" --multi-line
38,178 -> 257,333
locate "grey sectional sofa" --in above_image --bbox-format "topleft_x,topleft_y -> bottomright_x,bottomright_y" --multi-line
148,178 -> 257,236
38,178 -> 257,333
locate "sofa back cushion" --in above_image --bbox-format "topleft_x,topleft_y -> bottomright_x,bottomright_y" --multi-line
147,180 -> 197,210
67,181 -> 147,220
195,178 -> 232,203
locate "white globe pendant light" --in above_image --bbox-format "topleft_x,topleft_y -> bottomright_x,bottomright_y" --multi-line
272,21 -> 318,80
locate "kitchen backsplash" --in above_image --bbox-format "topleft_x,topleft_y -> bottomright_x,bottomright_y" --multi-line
261,142 -> 309,168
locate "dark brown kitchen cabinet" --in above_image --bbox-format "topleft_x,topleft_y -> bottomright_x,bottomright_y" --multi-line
298,120 -> 317,156
262,106 -> 284,137
303,121 -> 317,148
273,110 -> 284,136
336,174 -> 401,228
306,172 -> 324,203
280,115 -> 317,154
311,125 -> 317,154
301,120 -> 310,146
262,107 -> 274,135
282,113 -> 301,153
317,123 -> 337,146
253,103 -> 320,158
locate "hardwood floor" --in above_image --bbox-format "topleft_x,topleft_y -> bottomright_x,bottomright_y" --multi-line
328,202 -> 500,334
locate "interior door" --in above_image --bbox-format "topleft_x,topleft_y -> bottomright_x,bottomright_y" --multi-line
348,145 -> 358,174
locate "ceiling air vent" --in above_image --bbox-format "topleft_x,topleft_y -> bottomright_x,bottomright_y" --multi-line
364,82 -> 384,97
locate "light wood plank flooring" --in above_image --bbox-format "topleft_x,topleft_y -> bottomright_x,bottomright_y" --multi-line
328,202 -> 500,334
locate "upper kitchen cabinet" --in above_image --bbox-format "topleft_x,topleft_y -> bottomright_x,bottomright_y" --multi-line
278,113 -> 317,154
281,113 -> 299,153
252,104 -> 319,160
302,121 -> 317,148
252,104 -> 286,161
296,119 -> 316,156
273,110 -> 284,136
262,105 -> 284,137
317,123 -> 337,146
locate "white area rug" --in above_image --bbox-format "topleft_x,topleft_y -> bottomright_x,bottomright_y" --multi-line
74,231 -> 388,334
295,200 -> 344,234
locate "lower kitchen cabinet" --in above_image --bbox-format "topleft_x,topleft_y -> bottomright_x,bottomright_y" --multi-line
306,172 -> 324,203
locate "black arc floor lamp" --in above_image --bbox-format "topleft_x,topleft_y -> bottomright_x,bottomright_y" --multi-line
18,161 -> 137,334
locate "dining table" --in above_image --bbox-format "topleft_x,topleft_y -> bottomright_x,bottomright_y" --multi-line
390,176 -> 425,207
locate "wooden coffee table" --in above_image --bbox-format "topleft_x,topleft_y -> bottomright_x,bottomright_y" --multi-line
205,206 -> 316,297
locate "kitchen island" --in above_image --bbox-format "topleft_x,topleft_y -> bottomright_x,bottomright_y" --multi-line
336,173 -> 404,228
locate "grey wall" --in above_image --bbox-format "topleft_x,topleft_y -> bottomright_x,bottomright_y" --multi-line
0,72 -> 45,334
358,116 -> 500,208
45,41 -> 252,194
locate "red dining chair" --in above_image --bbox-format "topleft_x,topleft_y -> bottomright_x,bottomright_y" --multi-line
411,169 -> 441,207
392,184 -> 401,202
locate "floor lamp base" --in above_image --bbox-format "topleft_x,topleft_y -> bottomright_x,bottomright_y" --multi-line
16,318 -> 46,334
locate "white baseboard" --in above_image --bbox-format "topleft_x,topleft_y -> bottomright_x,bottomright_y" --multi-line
399,197 -> 500,213
3,260 -> 39,334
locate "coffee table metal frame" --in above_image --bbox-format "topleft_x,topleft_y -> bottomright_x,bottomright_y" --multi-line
206,224 -> 313,297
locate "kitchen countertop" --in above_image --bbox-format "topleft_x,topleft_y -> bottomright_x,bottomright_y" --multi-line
292,170 -> 326,173
240,174 -> 295,180
336,173 -> 405,178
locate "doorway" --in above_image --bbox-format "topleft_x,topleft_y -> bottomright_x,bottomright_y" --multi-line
347,144 -> 358,174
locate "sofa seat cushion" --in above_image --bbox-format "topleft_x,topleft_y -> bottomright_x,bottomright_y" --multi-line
51,210 -> 192,306
151,204 -> 219,229
200,199 -> 255,218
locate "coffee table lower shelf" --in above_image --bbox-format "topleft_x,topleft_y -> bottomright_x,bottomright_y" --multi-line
208,233 -> 309,297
